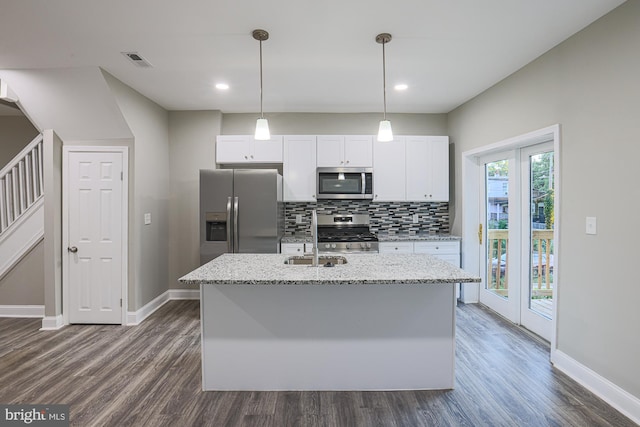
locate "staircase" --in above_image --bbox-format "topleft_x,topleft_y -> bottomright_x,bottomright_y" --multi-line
0,134 -> 44,280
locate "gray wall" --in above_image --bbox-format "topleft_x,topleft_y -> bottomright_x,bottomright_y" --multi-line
168,111 -> 221,289
221,112 -> 447,136
0,114 -> 42,306
0,115 -> 38,169
0,241 -> 43,305
448,1 -> 640,398
104,73 -> 171,311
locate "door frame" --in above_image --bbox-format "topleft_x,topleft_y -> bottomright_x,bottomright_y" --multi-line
461,124 -> 560,354
62,146 -> 129,325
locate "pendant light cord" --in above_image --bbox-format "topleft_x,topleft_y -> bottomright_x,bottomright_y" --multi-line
382,39 -> 387,121
259,39 -> 264,119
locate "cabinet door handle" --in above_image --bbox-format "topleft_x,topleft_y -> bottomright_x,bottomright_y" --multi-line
346,160 -> 350,164
68,246 -> 78,253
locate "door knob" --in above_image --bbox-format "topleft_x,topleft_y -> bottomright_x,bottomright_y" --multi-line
68,246 -> 78,253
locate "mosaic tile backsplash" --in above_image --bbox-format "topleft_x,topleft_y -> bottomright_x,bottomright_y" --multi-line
284,201 -> 449,236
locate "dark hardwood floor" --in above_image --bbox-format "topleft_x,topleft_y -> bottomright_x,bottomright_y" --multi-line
0,300 -> 635,426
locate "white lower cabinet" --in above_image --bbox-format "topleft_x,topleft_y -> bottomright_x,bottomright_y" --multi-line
380,240 -> 461,299
378,242 -> 414,254
414,241 -> 461,299
281,243 -> 305,254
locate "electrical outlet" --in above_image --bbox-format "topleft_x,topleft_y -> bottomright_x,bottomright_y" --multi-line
413,214 -> 419,224
296,214 -> 303,224
144,213 -> 151,225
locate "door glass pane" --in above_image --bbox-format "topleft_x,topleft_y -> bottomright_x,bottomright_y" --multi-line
485,160 -> 510,299
529,151 -> 554,318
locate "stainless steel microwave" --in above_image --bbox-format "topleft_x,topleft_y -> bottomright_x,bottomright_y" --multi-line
317,167 -> 373,200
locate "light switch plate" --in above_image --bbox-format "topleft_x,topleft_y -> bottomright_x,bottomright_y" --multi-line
586,216 -> 596,235
144,213 -> 152,225
296,214 -> 303,224
413,214 -> 419,224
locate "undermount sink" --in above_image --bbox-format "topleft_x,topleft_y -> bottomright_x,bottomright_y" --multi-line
284,255 -> 348,266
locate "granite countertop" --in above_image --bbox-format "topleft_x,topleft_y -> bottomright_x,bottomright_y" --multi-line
281,233 -> 461,244
179,253 -> 480,286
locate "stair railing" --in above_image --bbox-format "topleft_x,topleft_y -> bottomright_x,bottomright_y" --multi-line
0,134 -> 44,235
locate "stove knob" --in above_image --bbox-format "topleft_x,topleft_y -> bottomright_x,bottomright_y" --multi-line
345,243 -> 351,249
324,243 -> 331,249
366,242 -> 372,249
360,242 -> 366,249
331,244 -> 337,249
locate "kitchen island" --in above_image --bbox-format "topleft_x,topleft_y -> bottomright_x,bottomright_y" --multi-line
179,253 -> 480,391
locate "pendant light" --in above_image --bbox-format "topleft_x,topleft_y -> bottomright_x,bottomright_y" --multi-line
253,29 -> 270,140
376,33 -> 393,142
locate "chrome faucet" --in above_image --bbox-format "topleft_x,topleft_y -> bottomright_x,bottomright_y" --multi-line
311,209 -> 319,267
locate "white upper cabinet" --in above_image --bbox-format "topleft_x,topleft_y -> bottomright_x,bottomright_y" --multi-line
373,135 -> 449,202
373,137 -> 406,201
216,135 -> 283,164
317,135 -> 373,167
406,136 -> 449,202
283,136 -> 317,202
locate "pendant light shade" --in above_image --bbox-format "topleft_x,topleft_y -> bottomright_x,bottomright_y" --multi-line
377,120 -> 393,142
255,118 -> 270,140
376,33 -> 393,142
253,29 -> 270,140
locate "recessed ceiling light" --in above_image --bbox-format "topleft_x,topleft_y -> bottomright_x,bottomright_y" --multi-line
215,83 -> 229,90
394,84 -> 408,91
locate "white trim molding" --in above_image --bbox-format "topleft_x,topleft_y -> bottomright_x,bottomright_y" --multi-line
40,314 -> 64,330
553,350 -> 640,424
126,288 -> 199,326
0,305 -> 44,318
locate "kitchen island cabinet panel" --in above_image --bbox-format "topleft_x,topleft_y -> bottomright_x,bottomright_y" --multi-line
201,282 -> 455,390
181,253 -> 479,391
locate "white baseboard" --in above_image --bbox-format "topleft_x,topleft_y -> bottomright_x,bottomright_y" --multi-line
40,314 -> 64,330
168,288 -> 200,300
126,288 -> 200,326
552,350 -> 640,424
0,304 -> 44,318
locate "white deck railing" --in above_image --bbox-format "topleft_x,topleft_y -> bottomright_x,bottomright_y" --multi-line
0,134 -> 44,235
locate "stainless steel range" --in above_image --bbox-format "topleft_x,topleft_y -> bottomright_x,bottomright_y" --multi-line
316,214 -> 379,253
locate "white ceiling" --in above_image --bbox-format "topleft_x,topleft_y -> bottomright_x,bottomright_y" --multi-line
0,0 -> 626,115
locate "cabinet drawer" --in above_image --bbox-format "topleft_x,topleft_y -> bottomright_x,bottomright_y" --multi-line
379,242 -> 414,254
413,241 -> 459,255
281,243 -> 305,254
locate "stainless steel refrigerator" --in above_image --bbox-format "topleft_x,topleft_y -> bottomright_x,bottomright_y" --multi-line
200,169 -> 283,264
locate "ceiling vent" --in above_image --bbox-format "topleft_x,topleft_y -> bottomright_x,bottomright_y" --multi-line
121,52 -> 153,68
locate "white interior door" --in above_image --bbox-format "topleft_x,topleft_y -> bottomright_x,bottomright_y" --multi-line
64,148 -> 127,324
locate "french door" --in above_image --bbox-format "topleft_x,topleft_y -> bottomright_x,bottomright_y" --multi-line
479,142 -> 554,340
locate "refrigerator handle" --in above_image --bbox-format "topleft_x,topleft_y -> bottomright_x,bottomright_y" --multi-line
226,197 -> 232,253
233,196 -> 239,253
